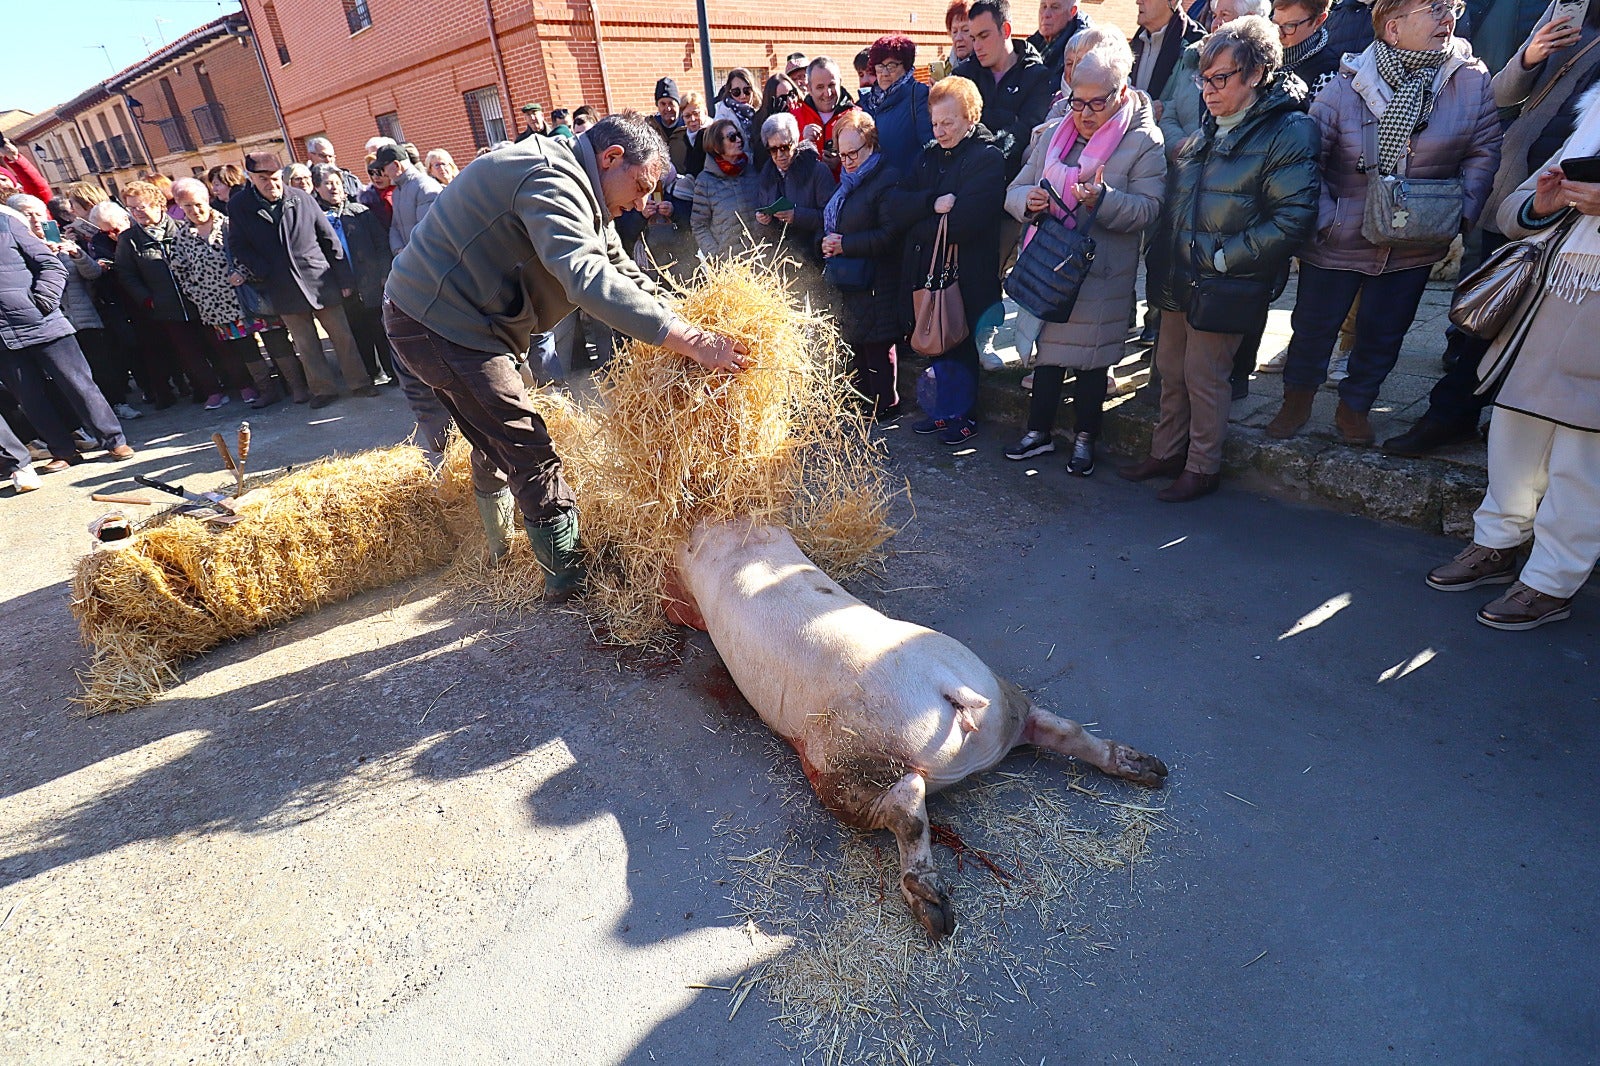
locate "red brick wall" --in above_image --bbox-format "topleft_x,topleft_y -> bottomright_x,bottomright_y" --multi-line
125,34 -> 287,175
246,0 -> 1138,167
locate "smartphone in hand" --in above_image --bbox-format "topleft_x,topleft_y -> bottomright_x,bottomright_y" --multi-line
42,220 -> 61,242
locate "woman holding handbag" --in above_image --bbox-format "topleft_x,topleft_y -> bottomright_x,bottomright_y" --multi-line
821,110 -> 906,419
1128,16 -> 1319,501
1423,99 -> 1600,631
1266,0 -> 1501,445
1002,43 -> 1167,476
889,76 -> 1007,445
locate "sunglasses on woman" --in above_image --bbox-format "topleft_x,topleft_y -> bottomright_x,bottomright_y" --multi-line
729,85 -> 752,98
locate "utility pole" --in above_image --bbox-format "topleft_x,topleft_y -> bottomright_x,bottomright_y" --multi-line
696,0 -> 715,101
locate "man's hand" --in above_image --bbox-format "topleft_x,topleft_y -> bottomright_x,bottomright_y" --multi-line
663,318 -> 751,372
756,211 -> 773,226
773,208 -> 795,224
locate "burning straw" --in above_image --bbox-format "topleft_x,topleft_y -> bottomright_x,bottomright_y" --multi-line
450,256 -> 898,646
71,445 -> 467,714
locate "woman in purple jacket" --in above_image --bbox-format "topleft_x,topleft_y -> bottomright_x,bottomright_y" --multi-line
1266,0 -> 1501,445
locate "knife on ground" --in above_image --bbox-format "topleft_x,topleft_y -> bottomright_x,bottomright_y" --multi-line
134,474 -> 237,513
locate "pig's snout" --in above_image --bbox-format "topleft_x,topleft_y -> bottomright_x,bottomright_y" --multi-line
662,564 -> 707,631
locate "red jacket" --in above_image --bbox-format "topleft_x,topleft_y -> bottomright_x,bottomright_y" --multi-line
789,97 -> 856,178
1,152 -> 52,203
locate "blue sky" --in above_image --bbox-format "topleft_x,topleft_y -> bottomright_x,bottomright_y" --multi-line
3,0 -> 237,115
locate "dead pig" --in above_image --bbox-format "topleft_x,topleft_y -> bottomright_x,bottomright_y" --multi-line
669,520 -> 1167,940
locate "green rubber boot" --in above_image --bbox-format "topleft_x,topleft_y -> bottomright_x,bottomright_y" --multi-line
474,489 -> 516,564
525,508 -> 584,599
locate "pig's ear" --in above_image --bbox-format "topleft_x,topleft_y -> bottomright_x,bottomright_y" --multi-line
942,684 -> 991,713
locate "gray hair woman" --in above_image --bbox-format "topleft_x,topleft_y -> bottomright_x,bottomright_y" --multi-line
755,111 -> 838,265
282,162 -> 314,195
1268,0 -> 1499,445
1128,15 -> 1319,501
1004,44 -> 1166,477
1157,0 -> 1275,160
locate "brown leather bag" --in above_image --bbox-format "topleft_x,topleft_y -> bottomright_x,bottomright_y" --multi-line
910,215 -> 969,356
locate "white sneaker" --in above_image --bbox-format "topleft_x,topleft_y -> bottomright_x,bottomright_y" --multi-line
113,403 -> 143,420
12,466 -> 41,493
1258,348 -> 1288,374
1328,353 -> 1349,384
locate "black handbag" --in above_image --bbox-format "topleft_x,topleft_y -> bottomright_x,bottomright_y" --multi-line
824,255 -> 875,293
1004,178 -> 1098,323
236,282 -> 275,319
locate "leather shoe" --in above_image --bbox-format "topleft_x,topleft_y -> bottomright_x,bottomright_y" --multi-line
308,394 -> 338,409
1476,581 -> 1572,631
1118,453 -> 1186,482
105,444 -> 136,461
1381,417 -> 1478,458
1334,401 -> 1374,445
1265,388 -> 1315,440
1156,469 -> 1220,502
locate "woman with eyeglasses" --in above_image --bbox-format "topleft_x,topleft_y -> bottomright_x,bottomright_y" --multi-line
1003,41 -> 1166,476
887,76 -> 1006,445
1266,0 -> 1500,446
755,112 -> 838,268
691,118 -> 761,261
861,36 -> 932,178
1273,0 -> 1340,94
1130,16 -> 1318,501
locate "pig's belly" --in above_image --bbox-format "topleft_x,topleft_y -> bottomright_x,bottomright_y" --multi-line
702,591 -> 1019,792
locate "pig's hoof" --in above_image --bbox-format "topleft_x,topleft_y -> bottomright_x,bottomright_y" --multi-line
1110,744 -> 1169,788
902,870 -> 955,941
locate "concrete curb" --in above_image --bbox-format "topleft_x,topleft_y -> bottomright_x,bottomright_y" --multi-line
897,361 -> 1488,537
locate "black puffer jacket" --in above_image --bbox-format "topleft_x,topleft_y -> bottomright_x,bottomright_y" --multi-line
888,125 -> 1008,336
114,216 -> 196,323
952,44 -> 1056,178
1151,73 -> 1320,313
827,156 -> 905,346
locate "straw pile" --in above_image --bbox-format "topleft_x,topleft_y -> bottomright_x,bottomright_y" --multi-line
449,256 -> 898,646
71,445 -> 465,714
718,731 -> 1168,1066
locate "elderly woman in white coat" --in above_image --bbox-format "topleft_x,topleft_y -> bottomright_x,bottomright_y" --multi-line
1002,44 -> 1166,476
1424,88 -> 1600,631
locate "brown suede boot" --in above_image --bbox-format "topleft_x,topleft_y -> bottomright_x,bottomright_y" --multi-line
1334,401 -> 1374,445
1118,453 -> 1187,482
1265,388 -> 1315,439
272,353 -> 312,404
242,360 -> 283,409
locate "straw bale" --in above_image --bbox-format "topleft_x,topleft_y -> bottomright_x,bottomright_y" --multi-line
449,257 -> 897,646
72,445 -> 458,713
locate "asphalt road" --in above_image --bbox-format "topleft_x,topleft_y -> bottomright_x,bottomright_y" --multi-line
1,390 -> 1595,1065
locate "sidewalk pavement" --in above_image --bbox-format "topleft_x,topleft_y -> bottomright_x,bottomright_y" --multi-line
910,273 -> 1491,537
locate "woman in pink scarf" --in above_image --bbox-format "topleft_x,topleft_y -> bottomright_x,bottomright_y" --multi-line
1002,42 -> 1167,476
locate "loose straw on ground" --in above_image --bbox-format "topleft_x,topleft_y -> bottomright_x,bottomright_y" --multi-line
448,255 -> 898,647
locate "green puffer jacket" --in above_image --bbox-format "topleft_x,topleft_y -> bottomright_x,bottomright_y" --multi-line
1151,73 -> 1320,314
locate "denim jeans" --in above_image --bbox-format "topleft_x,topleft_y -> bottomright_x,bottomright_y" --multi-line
1283,262 -> 1433,413
383,299 -> 575,520
0,334 -> 126,459
0,405 -> 29,476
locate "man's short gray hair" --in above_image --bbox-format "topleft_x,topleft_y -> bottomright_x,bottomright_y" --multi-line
806,56 -> 842,83
1221,0 -> 1275,20
1200,14 -> 1283,75
171,177 -> 208,202
365,136 -> 398,154
1066,26 -> 1125,62
761,112 -> 801,145
5,193 -> 45,214
586,110 -> 669,168
306,136 -> 334,154
87,201 -> 130,230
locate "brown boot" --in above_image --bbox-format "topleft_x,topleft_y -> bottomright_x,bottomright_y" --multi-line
273,353 -> 312,404
1334,401 -> 1374,445
1265,388 -> 1315,439
242,360 -> 282,409
1156,469 -> 1220,502
1118,453 -> 1186,482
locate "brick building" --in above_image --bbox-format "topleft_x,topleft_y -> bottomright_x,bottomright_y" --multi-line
110,13 -> 290,185
240,0 -> 1137,168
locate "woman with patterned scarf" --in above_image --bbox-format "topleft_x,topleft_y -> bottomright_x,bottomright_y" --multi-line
1267,0 -> 1501,446
1273,0 -> 1342,96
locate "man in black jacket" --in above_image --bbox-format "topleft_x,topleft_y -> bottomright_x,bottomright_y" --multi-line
1131,0 -> 1207,107
1027,0 -> 1093,85
954,0 -> 1056,179
228,152 -> 374,408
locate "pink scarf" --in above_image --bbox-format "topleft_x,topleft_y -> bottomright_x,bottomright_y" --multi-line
1024,92 -> 1136,248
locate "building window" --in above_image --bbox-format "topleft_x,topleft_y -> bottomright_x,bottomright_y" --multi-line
92,142 -> 113,171
80,147 -> 97,173
462,87 -> 507,149
375,111 -> 403,142
153,118 -> 193,155
109,135 -> 133,168
262,1 -> 291,65
342,0 -> 372,34
192,105 -> 229,145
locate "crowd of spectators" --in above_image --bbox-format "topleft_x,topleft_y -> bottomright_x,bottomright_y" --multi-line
1,0 -> 1596,628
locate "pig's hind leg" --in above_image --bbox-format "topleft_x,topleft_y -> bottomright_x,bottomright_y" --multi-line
810,766 -> 954,940
1022,707 -> 1168,788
